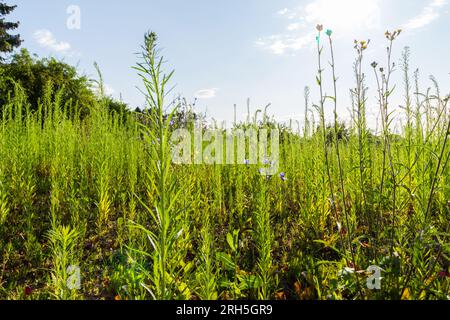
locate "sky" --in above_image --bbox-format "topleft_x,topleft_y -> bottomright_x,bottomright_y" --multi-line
8,0 -> 450,130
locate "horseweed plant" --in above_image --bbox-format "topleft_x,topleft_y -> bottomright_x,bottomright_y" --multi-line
129,32 -> 189,300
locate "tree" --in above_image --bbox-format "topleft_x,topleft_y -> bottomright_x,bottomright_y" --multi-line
0,2 -> 22,61
0,49 -> 132,119
0,49 -> 95,117
102,96 -> 129,116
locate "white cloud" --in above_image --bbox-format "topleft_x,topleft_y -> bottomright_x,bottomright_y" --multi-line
278,8 -> 289,15
259,0 -> 381,55
431,0 -> 447,6
403,0 -> 447,30
256,33 -> 314,55
195,88 -> 218,99
287,22 -> 304,31
33,29 -> 71,53
302,0 -> 381,32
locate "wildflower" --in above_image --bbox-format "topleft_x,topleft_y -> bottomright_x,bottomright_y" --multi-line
325,29 -> 332,36
385,29 -> 402,41
244,159 -> 250,165
115,295 -> 122,300
280,172 -> 287,181
371,61 -> 378,68
259,168 -> 264,175
24,286 -> 32,296
316,24 -> 323,32
359,40 -> 369,50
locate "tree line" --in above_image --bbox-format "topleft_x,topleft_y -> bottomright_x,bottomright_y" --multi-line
0,2 -> 129,118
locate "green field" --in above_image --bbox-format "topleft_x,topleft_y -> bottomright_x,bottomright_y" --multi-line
0,29 -> 449,301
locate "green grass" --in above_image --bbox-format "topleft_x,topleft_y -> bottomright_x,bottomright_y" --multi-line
0,29 -> 449,300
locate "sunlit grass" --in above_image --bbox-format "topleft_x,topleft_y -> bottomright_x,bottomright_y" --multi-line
0,29 -> 449,300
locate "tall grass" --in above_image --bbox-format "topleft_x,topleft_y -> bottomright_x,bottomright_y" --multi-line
0,29 -> 448,300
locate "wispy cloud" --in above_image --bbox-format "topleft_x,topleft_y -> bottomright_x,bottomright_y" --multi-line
257,0 -> 381,55
287,22 -> 304,31
33,29 -> 71,53
302,0 -> 381,31
256,33 -> 314,55
403,0 -> 447,30
195,88 -> 219,99
277,8 -> 297,19
277,8 -> 289,16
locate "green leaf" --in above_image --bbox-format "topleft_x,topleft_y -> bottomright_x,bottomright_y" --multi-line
226,232 -> 237,252
216,252 -> 236,271
238,274 -> 262,290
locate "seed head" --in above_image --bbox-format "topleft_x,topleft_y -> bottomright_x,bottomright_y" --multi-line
385,29 -> 402,41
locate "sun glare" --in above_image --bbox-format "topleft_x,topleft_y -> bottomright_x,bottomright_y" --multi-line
304,0 -> 381,32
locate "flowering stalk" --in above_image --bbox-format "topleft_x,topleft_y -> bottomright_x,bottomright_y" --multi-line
374,30 -> 401,257
327,29 -> 362,297
314,25 -> 338,234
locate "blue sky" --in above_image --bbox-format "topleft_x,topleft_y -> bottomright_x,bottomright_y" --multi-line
9,0 -> 450,129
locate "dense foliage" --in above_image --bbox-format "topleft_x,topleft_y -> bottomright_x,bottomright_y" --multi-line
0,2 -> 22,60
0,30 -> 449,300
0,49 -> 95,118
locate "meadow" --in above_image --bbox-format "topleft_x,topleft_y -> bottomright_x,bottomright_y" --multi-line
0,29 -> 449,300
